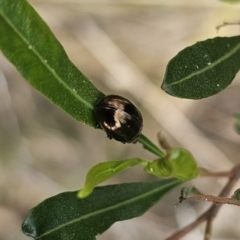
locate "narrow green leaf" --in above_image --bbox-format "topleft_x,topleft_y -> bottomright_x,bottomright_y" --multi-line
0,0 -> 104,127
22,180 -> 181,240
79,158 -> 149,198
138,134 -> 165,157
162,36 -> 240,99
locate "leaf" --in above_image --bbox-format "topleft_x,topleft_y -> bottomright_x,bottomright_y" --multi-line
22,179 -> 181,240
180,186 -> 202,200
79,158 -> 148,198
232,189 -> 240,200
137,134 -> 165,157
0,0 -> 104,127
144,158 -> 172,178
169,148 -> 198,180
145,148 -> 198,181
162,36 -> 240,99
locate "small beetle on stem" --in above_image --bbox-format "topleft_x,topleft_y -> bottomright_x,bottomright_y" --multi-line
95,95 -> 143,143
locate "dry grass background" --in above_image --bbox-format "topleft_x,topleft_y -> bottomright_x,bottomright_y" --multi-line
0,0 -> 240,239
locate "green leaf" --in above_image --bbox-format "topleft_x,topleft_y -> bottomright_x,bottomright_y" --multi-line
232,189 -> 240,200
79,158 -> 148,198
169,148 -> 198,180
144,158 -> 172,178
22,179 -> 181,240
0,0 -> 104,127
234,113 -> 240,134
145,148 -> 198,181
180,186 -> 202,200
138,134 -> 165,157
162,36 -> 240,99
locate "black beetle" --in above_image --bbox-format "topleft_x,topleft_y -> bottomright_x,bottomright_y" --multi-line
95,95 -> 143,143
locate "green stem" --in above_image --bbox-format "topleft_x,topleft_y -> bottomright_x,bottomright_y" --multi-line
138,159 -> 149,167
137,134 -> 165,158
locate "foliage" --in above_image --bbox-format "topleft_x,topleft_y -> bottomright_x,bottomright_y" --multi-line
0,0 -> 240,240
162,36 -> 240,99
22,180 -> 181,240
0,0 -> 104,127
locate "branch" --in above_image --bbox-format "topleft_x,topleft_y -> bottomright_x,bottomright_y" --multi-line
198,167 -> 233,178
179,186 -> 240,206
165,163 -> 240,240
216,21 -> 240,32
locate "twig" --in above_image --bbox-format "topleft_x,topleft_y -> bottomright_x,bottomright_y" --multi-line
216,21 -> 240,33
204,219 -> 212,240
165,163 -> 240,240
180,188 -> 240,206
198,167 -> 233,178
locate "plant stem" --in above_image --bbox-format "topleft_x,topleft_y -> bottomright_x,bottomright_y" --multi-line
180,186 -> 240,206
216,21 -> 240,32
138,134 -> 165,158
198,167 -> 233,178
204,219 -> 213,240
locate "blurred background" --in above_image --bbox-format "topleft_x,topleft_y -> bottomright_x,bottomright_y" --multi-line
0,0 -> 240,239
